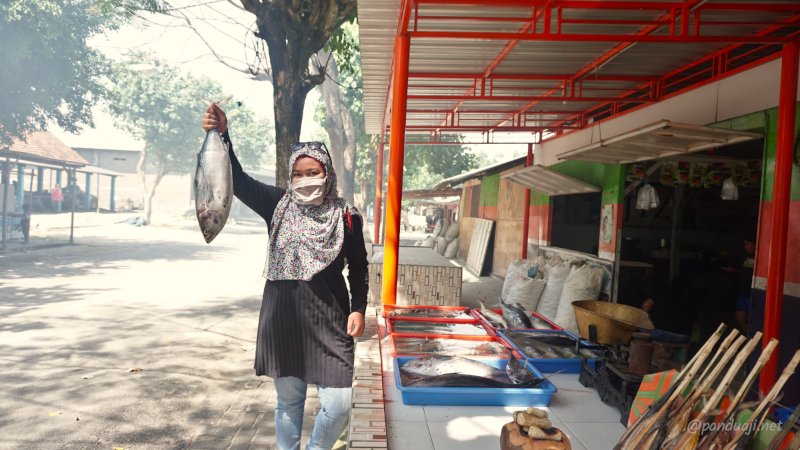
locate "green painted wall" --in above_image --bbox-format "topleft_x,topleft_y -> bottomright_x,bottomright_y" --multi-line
760,108 -> 800,201
713,104 -> 800,202
480,173 -> 500,208
520,161 -> 626,206
551,161 -> 626,204
530,191 -> 550,206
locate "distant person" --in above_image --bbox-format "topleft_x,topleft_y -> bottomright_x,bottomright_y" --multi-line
20,203 -> 30,244
723,235 -> 756,333
51,185 -> 63,213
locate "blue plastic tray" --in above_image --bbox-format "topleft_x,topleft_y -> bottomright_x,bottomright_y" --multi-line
393,356 -> 557,406
498,329 -> 603,374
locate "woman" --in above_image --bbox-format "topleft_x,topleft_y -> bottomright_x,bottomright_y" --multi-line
202,103 -> 368,450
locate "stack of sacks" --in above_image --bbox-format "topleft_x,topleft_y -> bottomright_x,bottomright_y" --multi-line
501,258 -> 546,312
420,236 -> 436,248
438,220 -> 460,258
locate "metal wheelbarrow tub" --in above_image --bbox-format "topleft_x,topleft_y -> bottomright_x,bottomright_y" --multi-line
571,300 -> 654,346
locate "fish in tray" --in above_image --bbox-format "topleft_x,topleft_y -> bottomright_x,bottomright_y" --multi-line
393,337 -> 510,357
501,302 -> 533,328
505,330 -> 603,360
388,308 -> 473,320
479,300 -> 509,328
529,316 -> 557,330
194,129 -> 233,243
392,321 -> 487,335
399,355 -> 544,388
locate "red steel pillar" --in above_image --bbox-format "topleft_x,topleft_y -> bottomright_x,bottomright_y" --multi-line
521,143 -> 533,259
760,41 -> 798,394
381,34 -> 410,305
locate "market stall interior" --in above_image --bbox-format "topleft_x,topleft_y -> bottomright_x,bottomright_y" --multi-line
355,0 -> 800,448
617,139 -> 765,337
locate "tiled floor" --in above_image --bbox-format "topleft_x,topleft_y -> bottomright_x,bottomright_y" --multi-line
367,252 -> 627,449
381,332 -> 626,450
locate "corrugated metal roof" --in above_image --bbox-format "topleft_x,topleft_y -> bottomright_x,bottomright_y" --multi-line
432,155 -> 526,190
358,0 -> 800,137
358,0 -> 402,136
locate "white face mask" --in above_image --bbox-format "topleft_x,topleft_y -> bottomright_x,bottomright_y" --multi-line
292,177 -> 327,206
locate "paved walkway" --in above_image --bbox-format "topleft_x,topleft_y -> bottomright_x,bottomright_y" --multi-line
0,212 -> 508,449
0,213 -> 324,449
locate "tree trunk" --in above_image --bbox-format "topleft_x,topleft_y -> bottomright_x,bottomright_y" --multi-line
255,10 -> 320,188
271,74 -> 309,188
240,0 -> 357,188
144,169 -> 165,225
317,49 -> 357,204
136,148 -> 149,225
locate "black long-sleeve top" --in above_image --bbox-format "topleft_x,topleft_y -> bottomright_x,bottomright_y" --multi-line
223,132 -> 369,387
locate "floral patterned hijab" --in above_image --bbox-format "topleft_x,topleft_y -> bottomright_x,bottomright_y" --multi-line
264,142 -> 359,281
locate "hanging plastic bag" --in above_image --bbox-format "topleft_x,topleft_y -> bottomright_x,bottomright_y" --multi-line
721,177 -> 739,200
636,184 -> 659,210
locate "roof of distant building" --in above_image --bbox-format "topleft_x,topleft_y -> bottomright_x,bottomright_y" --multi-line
2,131 -> 89,166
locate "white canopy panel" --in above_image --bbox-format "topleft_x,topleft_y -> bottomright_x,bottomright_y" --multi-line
556,121 -> 762,164
503,165 -> 600,196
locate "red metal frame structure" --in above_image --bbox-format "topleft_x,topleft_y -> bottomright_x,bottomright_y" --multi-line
760,41 -> 798,395
369,0 -> 800,389
381,34 -> 411,305
521,142 -> 533,259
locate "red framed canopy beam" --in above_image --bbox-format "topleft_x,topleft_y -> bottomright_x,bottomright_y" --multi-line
433,0 -> 555,128
403,125 -> 580,131
409,72 -> 659,82
409,31 -> 799,44
547,22 -> 800,133
489,0 -> 714,129
409,94 -> 652,102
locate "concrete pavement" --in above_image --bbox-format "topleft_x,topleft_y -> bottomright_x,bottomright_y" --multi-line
0,213 -> 323,449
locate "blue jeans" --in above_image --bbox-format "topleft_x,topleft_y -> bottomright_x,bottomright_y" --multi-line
274,376 -> 352,450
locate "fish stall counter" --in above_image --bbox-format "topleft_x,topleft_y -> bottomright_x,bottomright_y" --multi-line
377,307 -> 627,450
367,247 -> 464,306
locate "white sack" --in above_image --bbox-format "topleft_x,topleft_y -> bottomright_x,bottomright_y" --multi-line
436,236 -> 448,255
535,262 -> 571,320
501,259 -> 538,301
444,238 -> 459,258
503,272 -> 546,311
444,221 -> 460,241
553,264 -> 604,334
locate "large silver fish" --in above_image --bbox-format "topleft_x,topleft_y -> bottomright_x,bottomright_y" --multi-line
194,129 -> 233,243
501,302 -> 533,329
399,355 -> 540,387
479,300 -> 509,328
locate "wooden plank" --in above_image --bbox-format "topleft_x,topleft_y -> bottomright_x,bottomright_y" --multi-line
466,218 -> 494,276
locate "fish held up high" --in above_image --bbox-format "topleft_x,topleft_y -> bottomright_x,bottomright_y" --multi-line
194,129 -> 233,243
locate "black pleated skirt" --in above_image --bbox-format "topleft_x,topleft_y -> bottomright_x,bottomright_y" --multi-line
254,273 -> 356,388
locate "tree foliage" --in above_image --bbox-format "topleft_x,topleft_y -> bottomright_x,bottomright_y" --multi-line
315,21 -> 482,213
0,0 -> 166,145
105,53 -> 271,223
